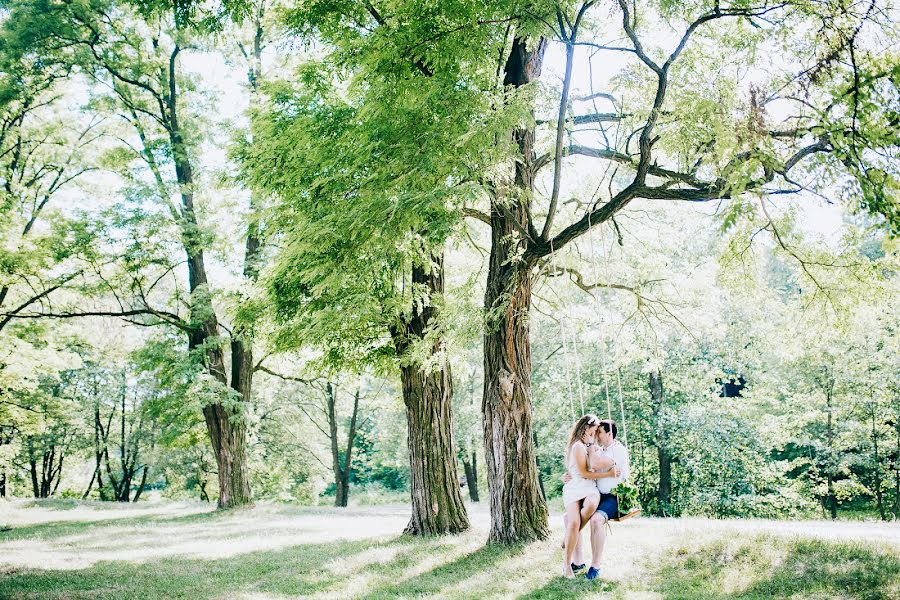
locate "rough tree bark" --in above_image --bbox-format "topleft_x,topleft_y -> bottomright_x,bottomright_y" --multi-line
481,36 -> 550,544
393,257 -> 469,535
649,369 -> 672,515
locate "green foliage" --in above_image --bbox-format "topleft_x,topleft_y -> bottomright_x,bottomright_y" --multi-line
238,1 -> 530,370
611,480 -> 640,512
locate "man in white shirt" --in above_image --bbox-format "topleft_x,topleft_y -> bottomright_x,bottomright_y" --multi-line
594,419 -> 630,497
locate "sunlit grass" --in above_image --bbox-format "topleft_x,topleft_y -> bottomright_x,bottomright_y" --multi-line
658,536 -> 900,600
1,500 -> 898,599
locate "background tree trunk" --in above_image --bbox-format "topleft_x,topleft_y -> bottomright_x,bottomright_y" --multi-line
394,257 -> 469,535
481,36 -> 550,544
650,369 -> 672,515
164,44 -> 252,507
175,161 -> 251,508
326,382 -> 349,507
462,450 -> 479,502
871,407 -> 886,520
29,457 -> 39,498
825,377 -> 837,520
132,466 -> 149,502
28,443 -> 64,498
341,390 -> 360,506
325,382 -> 361,508
0,426 -> 9,497
894,417 -> 900,520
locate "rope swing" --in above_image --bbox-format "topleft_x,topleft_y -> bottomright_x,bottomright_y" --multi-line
547,215 -> 631,457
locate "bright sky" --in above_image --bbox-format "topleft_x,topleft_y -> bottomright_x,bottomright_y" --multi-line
184,29 -> 847,249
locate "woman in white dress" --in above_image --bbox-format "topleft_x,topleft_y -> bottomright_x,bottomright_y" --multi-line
561,414 -> 614,578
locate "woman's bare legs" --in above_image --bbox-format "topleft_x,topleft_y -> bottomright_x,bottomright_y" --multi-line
580,493 -> 600,527
562,501 -> 583,577
564,493 -> 599,567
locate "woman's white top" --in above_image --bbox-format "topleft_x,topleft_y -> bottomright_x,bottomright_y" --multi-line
562,443 -> 600,507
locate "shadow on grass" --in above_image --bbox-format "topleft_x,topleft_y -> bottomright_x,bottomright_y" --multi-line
1,501 -> 413,543
0,508 -> 222,542
655,535 -> 900,600
516,575 -> 618,599
0,536 -> 410,600
0,533 -> 537,600
356,541 -> 511,599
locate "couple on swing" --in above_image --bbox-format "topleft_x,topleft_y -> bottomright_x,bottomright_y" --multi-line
561,414 -> 636,580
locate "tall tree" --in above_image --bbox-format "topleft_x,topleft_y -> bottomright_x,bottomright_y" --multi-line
241,75 -> 472,532
0,0 -> 281,507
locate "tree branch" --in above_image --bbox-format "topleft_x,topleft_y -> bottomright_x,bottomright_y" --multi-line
461,207 -> 491,225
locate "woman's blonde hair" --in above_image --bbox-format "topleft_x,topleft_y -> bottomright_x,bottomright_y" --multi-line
566,413 -> 600,461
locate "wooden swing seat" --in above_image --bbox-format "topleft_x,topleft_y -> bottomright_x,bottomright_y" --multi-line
611,507 -> 641,522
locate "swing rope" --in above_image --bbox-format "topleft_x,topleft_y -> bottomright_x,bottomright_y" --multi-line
616,367 -> 628,446
570,327 -> 586,415
599,222 -> 628,446
586,213 -> 614,425
547,212 -> 630,447
548,237 -> 578,422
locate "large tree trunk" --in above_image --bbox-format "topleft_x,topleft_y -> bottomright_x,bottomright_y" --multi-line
400,361 -> 469,534
649,370 -> 672,515
394,257 -> 469,535
224,190 -> 261,506
202,399 -> 252,508
481,36 -> 549,544
482,254 -> 548,543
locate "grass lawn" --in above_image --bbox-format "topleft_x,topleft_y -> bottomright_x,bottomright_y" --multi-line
1,499 -> 898,599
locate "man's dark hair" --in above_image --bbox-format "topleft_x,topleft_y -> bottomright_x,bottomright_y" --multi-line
599,419 -> 618,439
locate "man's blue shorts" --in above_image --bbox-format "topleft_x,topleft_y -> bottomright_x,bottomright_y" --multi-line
597,493 -> 619,521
